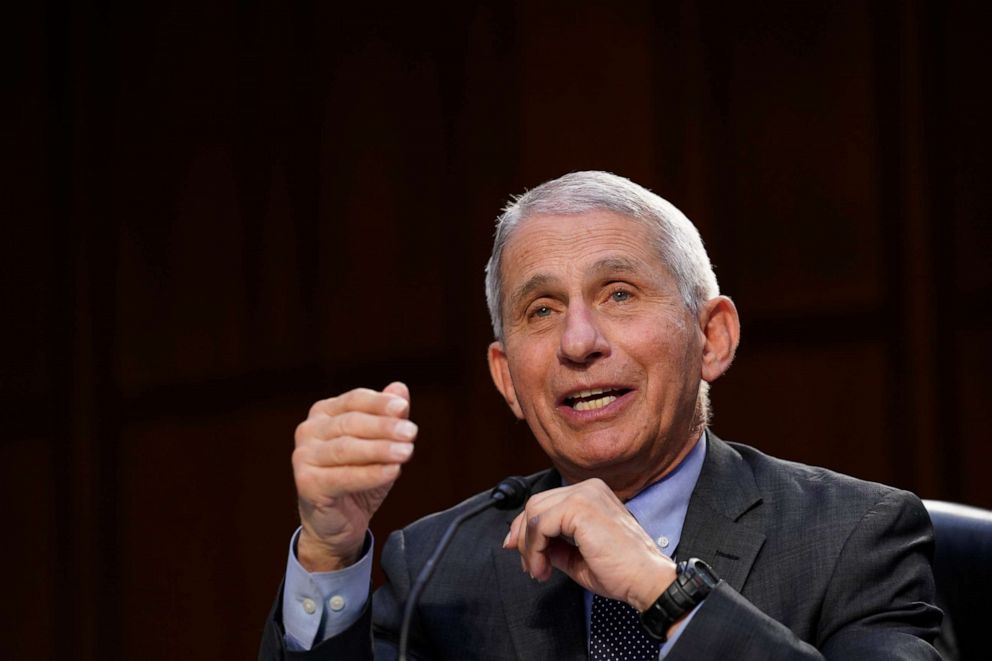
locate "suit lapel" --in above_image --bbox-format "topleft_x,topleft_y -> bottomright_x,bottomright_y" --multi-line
494,469 -> 588,660
678,434 -> 766,593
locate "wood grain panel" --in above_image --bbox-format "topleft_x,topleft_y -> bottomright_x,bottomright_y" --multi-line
1,439 -> 56,661
5,2 -> 990,659
713,341 -> 893,485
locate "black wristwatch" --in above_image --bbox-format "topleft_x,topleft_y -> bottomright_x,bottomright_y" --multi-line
639,557 -> 719,642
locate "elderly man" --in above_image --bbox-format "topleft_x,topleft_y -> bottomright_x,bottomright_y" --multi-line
260,171 -> 941,659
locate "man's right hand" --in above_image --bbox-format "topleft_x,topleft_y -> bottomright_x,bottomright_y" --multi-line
292,381 -> 417,572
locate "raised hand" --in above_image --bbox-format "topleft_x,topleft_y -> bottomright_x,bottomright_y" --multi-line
293,381 -> 417,571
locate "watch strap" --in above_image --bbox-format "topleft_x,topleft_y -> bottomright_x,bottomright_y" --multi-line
639,558 -> 718,642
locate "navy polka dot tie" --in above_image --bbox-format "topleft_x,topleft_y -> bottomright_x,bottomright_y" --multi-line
589,593 -> 661,660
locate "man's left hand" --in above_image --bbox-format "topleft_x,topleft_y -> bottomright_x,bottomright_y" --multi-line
503,478 -> 676,612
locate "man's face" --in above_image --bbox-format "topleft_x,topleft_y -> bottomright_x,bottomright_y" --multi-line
488,211 -> 708,495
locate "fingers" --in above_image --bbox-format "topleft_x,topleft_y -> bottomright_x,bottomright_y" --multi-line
299,382 -> 417,448
504,487 -> 581,581
302,411 -> 418,446
504,487 -> 570,547
503,479 -> 642,587
294,383 -> 418,497
309,435 -> 415,467
523,491 -> 582,581
310,384 -> 410,419
382,381 -> 410,411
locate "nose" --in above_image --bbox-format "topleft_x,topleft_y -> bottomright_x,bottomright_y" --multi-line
558,303 -> 610,365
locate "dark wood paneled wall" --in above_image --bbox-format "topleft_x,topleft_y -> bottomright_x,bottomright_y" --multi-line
4,2 -> 989,659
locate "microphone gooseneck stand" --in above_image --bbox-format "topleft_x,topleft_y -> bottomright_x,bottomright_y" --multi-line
397,476 -> 531,661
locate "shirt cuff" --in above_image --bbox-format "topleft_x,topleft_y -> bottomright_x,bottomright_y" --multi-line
281,527 -> 374,651
658,601 -> 702,659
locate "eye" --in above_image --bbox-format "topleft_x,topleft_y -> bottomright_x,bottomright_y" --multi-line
610,289 -> 631,303
532,305 -> 552,318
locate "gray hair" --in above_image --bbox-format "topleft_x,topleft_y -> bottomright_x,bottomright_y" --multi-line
484,170 -> 719,340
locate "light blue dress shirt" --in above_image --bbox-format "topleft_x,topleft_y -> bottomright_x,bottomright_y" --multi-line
282,529 -> 375,650
283,432 -> 708,656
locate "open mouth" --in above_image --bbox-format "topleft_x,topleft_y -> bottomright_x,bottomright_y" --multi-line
562,387 -> 632,412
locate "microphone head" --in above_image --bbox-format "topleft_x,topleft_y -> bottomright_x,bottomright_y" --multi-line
491,476 -> 531,510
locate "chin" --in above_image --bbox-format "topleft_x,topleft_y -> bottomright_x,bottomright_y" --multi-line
556,444 -> 640,478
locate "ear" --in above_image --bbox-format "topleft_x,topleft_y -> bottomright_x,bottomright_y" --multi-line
698,296 -> 741,383
487,341 -> 525,419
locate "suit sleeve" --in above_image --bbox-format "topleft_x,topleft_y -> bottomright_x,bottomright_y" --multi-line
666,490 -> 942,660
370,528 -> 432,660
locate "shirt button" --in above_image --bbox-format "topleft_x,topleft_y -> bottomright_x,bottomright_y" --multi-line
328,595 -> 346,612
302,598 -> 317,615
657,535 -> 670,549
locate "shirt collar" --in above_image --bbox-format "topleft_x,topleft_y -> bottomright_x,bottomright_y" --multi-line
623,430 -> 707,558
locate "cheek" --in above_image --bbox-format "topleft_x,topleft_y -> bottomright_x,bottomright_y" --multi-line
635,330 -> 698,386
507,354 -> 545,408
627,325 -> 678,362
507,337 -> 554,377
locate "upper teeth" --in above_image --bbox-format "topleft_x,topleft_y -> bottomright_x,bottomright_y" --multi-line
572,387 -> 610,399
567,388 -> 622,412
573,394 -> 617,411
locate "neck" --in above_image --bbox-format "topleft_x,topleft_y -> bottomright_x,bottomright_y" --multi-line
559,430 -> 704,501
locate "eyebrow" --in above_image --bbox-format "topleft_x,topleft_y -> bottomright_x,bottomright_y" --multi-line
505,257 -> 645,314
507,273 -> 556,315
590,257 -> 641,276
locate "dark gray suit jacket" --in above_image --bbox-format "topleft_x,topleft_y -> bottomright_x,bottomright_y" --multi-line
260,435 -> 942,659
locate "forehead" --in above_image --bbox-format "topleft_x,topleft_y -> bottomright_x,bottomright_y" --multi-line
501,210 -> 666,284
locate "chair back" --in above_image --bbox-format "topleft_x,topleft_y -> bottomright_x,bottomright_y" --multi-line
923,500 -> 992,661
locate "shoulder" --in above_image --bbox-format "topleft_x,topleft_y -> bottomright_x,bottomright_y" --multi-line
713,435 -> 929,537
730,439 -> 899,498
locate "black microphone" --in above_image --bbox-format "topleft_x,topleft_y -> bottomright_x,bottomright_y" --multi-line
397,476 -> 533,660
488,475 -> 531,510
